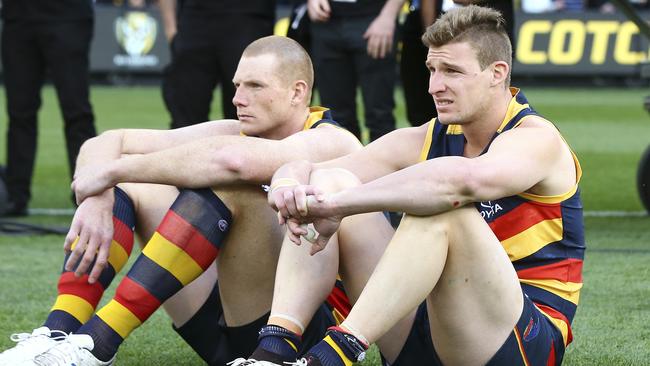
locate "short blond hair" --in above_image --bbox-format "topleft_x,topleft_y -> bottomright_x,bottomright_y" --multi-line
422,5 -> 511,84
242,36 -> 314,100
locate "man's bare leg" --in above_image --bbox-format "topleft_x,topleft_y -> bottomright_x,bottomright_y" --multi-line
339,208 -> 522,366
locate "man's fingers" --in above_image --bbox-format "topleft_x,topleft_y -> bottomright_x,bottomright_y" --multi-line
282,190 -> 301,218
64,227 -> 79,253
76,242 -> 97,278
65,231 -> 88,272
294,186 -> 309,216
310,235 -> 329,256
89,243 -> 109,284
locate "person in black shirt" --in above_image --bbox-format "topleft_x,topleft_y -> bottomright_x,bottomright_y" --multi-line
159,0 -> 276,128
1,0 -> 97,216
307,0 -> 403,143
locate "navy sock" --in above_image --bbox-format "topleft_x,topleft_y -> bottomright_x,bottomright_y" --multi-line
249,325 -> 302,363
302,327 -> 368,366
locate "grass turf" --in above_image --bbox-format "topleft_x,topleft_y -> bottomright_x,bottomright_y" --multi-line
0,86 -> 649,365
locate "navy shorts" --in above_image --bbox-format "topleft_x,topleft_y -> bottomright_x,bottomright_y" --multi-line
389,295 -> 566,366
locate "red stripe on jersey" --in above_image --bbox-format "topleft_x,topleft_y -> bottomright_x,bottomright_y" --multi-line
489,202 -> 562,242
535,303 -> 573,345
112,217 -> 134,254
517,258 -> 583,283
114,276 -> 162,322
58,272 -> 104,307
156,210 -> 220,270
547,342 -> 556,366
326,285 -> 351,318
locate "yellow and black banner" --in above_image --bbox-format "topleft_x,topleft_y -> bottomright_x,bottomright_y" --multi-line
514,11 -> 650,76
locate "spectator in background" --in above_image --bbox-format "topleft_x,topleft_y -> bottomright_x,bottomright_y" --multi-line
158,0 -> 275,128
307,0 -> 402,142
1,0 -> 97,216
400,0 -> 438,128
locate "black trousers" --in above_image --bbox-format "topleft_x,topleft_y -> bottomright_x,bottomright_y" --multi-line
162,13 -> 274,129
310,16 -> 396,142
400,10 -> 437,127
2,19 -> 96,206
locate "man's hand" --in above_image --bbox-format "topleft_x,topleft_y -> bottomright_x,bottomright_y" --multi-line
364,12 -> 396,59
72,162 -> 115,204
63,190 -> 115,284
307,0 -> 331,22
270,184 -> 342,255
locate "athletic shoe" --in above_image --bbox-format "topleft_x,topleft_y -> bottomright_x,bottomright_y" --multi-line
25,333 -> 114,366
227,358 -> 287,366
0,327 -> 64,365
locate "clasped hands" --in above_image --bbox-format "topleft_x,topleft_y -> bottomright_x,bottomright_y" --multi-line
268,181 -> 342,255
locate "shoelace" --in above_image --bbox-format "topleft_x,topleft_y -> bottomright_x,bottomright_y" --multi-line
227,358 -> 294,366
33,337 -> 85,366
286,359 -> 308,366
9,330 -> 67,345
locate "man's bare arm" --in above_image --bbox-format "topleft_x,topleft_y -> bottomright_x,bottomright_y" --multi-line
319,122 -> 574,218
157,0 -> 177,42
72,125 -> 362,201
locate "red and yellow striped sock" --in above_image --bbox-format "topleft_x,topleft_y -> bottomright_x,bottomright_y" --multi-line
44,187 -> 135,334
78,189 -> 232,361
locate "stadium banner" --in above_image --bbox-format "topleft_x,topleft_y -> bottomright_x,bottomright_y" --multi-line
0,8 -> 649,76
514,10 -> 650,76
90,5 -> 170,72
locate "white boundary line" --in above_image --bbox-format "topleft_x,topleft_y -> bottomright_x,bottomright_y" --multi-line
584,211 -> 647,217
27,208 -> 649,217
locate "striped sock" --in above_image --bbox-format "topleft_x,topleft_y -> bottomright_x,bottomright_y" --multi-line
44,187 -> 135,334
78,189 -> 232,362
249,325 -> 302,363
303,327 -> 369,366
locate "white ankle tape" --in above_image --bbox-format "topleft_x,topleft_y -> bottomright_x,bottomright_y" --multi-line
269,313 -> 306,334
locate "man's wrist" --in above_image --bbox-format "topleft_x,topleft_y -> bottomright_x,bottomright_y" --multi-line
270,177 -> 301,194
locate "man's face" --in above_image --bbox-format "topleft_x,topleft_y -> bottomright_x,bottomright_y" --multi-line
426,41 -> 494,125
232,54 -> 295,137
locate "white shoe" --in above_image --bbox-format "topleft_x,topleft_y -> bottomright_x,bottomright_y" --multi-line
0,327 -> 65,366
26,334 -> 114,366
227,358 -> 286,366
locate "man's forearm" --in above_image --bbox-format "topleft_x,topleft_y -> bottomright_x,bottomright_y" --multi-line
380,0 -> 407,20
76,131 -> 125,177
330,157 -> 474,217
158,0 -> 177,42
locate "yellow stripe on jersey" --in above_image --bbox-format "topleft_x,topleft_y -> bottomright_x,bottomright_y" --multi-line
497,88 -> 530,133
107,239 -> 129,272
446,124 -> 463,135
538,308 -> 571,346
513,327 -> 531,366
520,279 -> 582,305
96,300 -> 142,339
51,294 -> 94,324
142,232 -> 203,285
303,107 -> 328,129
324,335 -> 354,366
501,218 -> 563,262
418,121 -> 436,162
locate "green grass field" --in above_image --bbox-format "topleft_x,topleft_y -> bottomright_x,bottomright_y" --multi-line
0,86 -> 649,365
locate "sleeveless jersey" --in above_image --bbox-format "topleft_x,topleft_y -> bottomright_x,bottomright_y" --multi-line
418,88 -> 585,347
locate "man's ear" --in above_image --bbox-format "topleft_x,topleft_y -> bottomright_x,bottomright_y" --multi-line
490,61 -> 510,87
291,80 -> 309,106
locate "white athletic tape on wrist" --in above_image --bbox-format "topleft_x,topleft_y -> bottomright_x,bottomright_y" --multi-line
269,313 -> 306,334
269,178 -> 301,194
